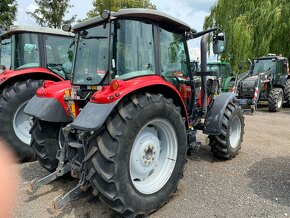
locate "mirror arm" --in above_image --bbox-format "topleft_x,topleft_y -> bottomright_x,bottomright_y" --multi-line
187,27 -> 221,39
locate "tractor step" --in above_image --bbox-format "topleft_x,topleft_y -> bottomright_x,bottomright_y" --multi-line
26,164 -> 71,195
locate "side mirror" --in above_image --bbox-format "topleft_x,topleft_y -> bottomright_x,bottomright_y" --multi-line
62,24 -> 72,32
213,32 -> 226,54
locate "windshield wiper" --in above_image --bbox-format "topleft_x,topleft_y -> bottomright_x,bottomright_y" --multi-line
82,36 -> 107,40
1,42 -> 11,46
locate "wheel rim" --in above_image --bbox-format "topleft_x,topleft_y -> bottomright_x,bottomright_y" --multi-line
129,119 -> 178,194
58,124 -> 65,149
229,116 -> 242,149
13,101 -> 33,145
277,92 -> 283,109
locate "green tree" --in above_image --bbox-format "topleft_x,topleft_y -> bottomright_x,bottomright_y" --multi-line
87,0 -> 156,18
0,0 -> 17,28
204,0 -> 290,72
27,0 -> 77,28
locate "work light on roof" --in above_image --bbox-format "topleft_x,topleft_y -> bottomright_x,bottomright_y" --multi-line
101,10 -> 111,20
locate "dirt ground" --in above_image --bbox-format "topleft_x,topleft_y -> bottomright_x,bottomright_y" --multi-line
12,107 -> 290,218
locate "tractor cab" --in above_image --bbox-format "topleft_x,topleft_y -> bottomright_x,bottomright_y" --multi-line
0,25 -> 74,79
69,10 -> 195,111
207,61 -> 234,92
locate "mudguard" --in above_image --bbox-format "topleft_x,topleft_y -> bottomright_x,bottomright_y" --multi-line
71,101 -> 119,131
203,92 -> 237,135
24,95 -> 73,123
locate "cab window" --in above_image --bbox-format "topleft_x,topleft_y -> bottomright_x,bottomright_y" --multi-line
160,28 -> 191,110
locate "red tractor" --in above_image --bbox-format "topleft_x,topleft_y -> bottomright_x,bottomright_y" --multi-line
25,9 -> 245,217
0,25 -> 74,161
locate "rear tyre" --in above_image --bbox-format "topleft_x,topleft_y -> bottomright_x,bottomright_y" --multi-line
268,88 -> 283,112
284,79 -> 290,106
209,101 -> 244,159
31,120 -> 64,172
85,93 -> 187,217
0,79 -> 43,162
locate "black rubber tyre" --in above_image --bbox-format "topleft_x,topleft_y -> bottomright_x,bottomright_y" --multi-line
0,79 -> 43,162
85,93 -> 187,217
284,79 -> 290,106
268,88 -> 283,112
30,119 -> 64,172
209,101 -> 244,159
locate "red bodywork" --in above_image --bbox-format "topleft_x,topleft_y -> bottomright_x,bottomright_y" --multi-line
34,75 -> 190,126
36,80 -> 71,115
0,68 -> 64,86
90,75 -> 189,125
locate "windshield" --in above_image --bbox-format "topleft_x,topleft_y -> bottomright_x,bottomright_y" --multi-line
13,33 -> 40,70
253,59 -> 276,75
45,35 -> 74,80
73,24 -> 109,85
0,37 -> 12,72
72,19 -> 156,85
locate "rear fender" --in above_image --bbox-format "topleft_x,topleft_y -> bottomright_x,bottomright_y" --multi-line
203,92 -> 237,135
24,81 -> 73,122
72,76 -> 189,131
0,69 -> 64,93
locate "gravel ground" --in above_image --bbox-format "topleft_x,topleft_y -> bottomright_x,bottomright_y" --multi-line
13,107 -> 290,218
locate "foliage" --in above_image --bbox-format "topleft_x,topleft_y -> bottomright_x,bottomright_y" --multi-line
27,0 -> 76,28
0,0 -> 17,28
204,0 -> 290,72
87,0 -> 156,18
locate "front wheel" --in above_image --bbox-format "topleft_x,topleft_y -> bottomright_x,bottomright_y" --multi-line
85,93 -> 187,217
0,79 -> 43,161
284,79 -> 290,106
268,88 -> 283,112
209,101 -> 245,159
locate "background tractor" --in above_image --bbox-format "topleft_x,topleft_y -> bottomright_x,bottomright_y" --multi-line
207,60 -> 235,92
233,54 -> 290,112
0,25 -> 74,161
24,9 -> 245,217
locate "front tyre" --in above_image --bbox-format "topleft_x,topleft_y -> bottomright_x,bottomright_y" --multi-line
209,101 -> 244,159
85,93 -> 187,217
0,79 -> 43,161
284,79 -> 290,106
268,88 -> 283,112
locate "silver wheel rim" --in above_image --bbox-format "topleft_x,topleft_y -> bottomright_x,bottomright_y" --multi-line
229,116 -> 242,149
58,124 -> 65,149
13,101 -> 32,145
277,92 -> 283,108
129,119 -> 178,194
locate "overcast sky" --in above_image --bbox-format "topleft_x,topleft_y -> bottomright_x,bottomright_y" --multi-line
15,0 -> 217,59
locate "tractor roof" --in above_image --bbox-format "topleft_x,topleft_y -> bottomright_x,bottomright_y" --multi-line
208,61 -> 230,65
256,55 -> 287,61
0,25 -> 74,39
73,8 -> 192,33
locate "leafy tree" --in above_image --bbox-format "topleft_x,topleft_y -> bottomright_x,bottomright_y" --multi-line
27,0 -> 77,28
87,0 -> 156,18
0,0 -> 17,28
204,0 -> 290,72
